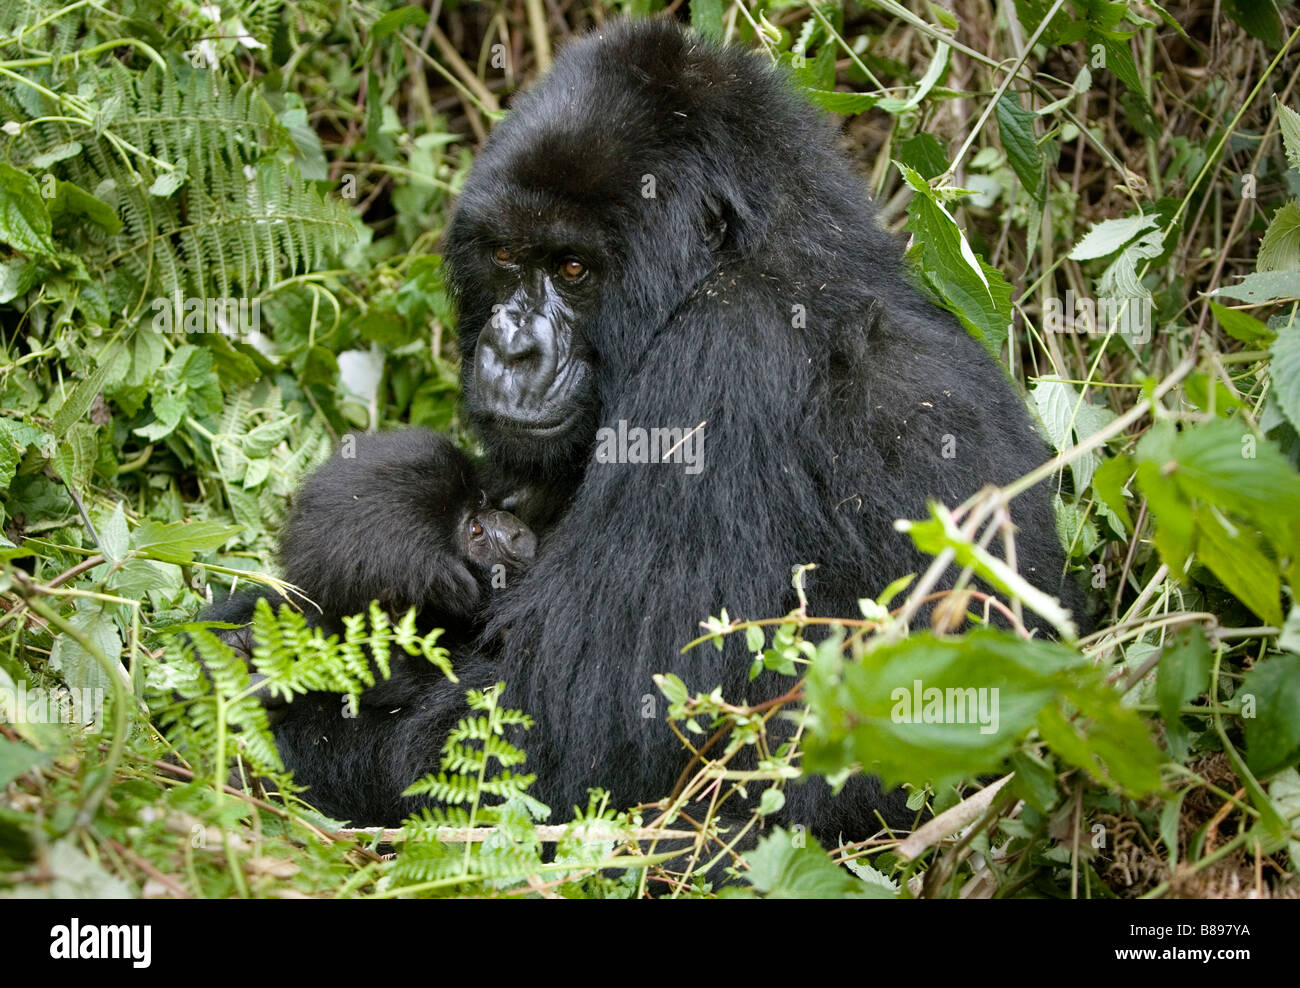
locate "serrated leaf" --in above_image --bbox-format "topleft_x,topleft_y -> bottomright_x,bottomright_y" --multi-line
743,829 -> 892,898
898,163 -> 1012,354
1212,270 -> 1300,303
1258,200 -> 1300,272
1278,102 -> 1300,173
1134,420 -> 1300,611
1267,315 -> 1300,433
996,93 -> 1045,207
804,630 -> 1089,789
1069,213 -> 1160,262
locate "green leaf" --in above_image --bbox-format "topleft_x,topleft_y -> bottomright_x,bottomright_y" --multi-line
0,738 -> 52,789
0,162 -> 57,256
1277,102 -> 1300,173
1156,626 -> 1213,723
742,829 -> 893,898
240,417 -> 294,458
996,93 -> 1046,207
1069,213 -> 1160,262
131,519 -> 243,563
1092,455 -> 1135,533
803,90 -> 879,115
1035,679 -> 1165,795
29,141 -> 82,170
51,341 -> 122,436
803,629 -> 1088,789
1269,314 -> 1300,432
108,558 -> 184,601
47,180 -> 122,234
898,163 -> 1013,354
1194,507 -> 1282,624
758,787 -> 785,815
1258,200 -> 1300,272
49,604 -> 120,714
371,5 -> 428,40
1134,420 -> 1300,612
876,43 -> 950,114
897,133 -> 948,180
653,672 -> 689,705
1242,655 -> 1300,777
1208,300 -> 1273,343
147,171 -> 186,197
1224,0 -> 1283,47
1008,750 -> 1060,812
1212,270 -> 1300,303
98,502 -> 131,564
690,0 -> 724,41
1031,379 -> 1115,494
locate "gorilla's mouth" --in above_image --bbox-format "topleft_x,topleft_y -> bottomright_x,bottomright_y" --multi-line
487,407 -> 580,439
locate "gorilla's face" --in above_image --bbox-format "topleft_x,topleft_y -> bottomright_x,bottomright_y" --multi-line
464,234 -> 601,450
445,184 -> 615,470
456,502 -> 537,577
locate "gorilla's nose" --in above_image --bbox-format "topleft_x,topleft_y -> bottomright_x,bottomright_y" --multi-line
476,309 -> 557,405
508,523 -> 537,565
480,509 -> 537,567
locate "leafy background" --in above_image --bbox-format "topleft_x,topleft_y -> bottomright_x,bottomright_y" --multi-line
0,0 -> 1298,898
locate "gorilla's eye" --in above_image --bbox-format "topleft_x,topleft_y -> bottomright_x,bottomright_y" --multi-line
470,518 -> 484,539
491,247 -> 516,267
558,258 -> 586,282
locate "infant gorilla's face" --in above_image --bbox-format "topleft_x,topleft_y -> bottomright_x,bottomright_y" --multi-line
456,503 -> 536,579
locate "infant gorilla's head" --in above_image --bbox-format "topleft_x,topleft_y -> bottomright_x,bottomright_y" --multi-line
279,430 -> 535,629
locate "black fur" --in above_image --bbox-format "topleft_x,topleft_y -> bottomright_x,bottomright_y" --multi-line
279,429 -> 534,639
224,20 -> 1084,832
203,432 -> 533,719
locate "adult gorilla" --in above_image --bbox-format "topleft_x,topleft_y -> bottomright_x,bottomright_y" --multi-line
265,18 -> 1082,833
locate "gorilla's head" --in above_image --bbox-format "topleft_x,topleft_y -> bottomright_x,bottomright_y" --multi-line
444,20 -> 831,472
280,430 -> 536,624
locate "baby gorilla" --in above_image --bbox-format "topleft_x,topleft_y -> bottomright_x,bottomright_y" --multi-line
281,429 -> 536,638
202,430 -> 534,711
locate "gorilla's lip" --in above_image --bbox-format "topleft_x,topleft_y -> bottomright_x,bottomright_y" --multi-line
488,408 -> 578,439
